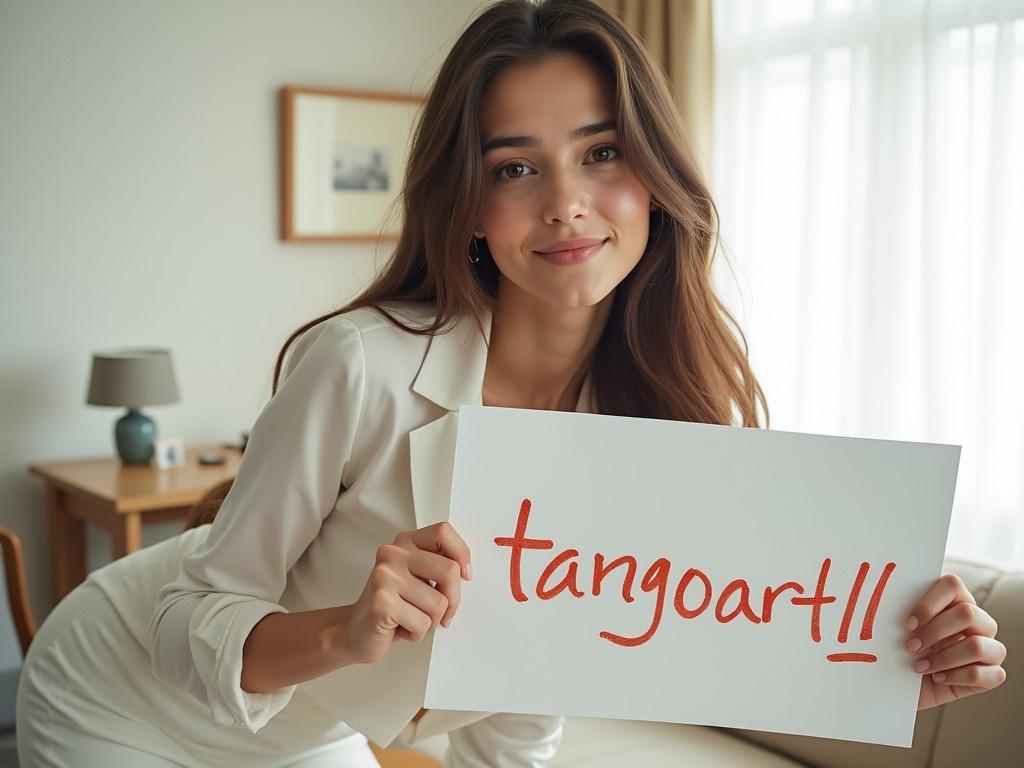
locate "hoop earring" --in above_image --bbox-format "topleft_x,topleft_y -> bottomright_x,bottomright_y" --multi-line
468,237 -> 482,263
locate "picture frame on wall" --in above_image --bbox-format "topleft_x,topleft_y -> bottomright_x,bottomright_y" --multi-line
280,85 -> 425,243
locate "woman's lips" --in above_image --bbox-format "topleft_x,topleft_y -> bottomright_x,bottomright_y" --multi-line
534,238 -> 608,266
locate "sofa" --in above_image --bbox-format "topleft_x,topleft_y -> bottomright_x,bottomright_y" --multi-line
404,556 -> 1021,767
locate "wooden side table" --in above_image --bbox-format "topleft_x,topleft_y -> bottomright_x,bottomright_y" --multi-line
29,445 -> 244,604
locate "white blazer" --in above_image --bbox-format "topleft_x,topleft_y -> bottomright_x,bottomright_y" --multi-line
146,301 -> 592,764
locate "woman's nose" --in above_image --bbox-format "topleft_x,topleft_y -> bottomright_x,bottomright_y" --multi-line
542,171 -> 591,225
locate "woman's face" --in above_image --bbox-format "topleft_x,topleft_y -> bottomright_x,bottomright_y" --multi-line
475,53 -> 652,310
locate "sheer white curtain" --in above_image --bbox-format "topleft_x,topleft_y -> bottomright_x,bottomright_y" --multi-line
710,0 -> 1024,567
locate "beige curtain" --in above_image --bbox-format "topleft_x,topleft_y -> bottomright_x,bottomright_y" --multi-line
593,0 -> 715,172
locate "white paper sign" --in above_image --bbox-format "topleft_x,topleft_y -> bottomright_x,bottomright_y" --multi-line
424,406 -> 960,748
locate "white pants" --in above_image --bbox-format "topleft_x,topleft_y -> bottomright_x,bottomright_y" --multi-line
16,580 -> 382,768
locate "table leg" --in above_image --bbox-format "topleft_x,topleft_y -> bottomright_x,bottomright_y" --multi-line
113,512 -> 142,559
47,485 -> 86,606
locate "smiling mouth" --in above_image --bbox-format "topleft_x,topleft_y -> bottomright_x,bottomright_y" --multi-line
534,238 -> 609,266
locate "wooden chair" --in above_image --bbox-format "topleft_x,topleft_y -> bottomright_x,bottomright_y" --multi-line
0,526 -> 37,657
182,477 -> 235,530
0,479 -> 438,767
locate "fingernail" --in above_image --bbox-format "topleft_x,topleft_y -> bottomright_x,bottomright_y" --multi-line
441,616 -> 451,628
914,659 -> 930,672
463,563 -> 473,581
906,615 -> 919,631
933,672 -> 947,682
906,637 -> 922,652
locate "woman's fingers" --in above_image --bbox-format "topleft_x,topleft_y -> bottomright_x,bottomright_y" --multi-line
387,590 -> 434,642
906,573 -> 974,631
918,634 -> 1007,675
404,548 -> 464,626
361,562 -> 432,641
905,573 -> 1008,704
931,663 -> 1008,689
397,573 -> 453,631
407,522 -> 473,581
381,522 -> 470,628
924,632 -> 968,657
905,600 -> 997,654
376,521 -> 473,637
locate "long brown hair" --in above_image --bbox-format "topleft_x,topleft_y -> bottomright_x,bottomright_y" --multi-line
273,0 -> 768,429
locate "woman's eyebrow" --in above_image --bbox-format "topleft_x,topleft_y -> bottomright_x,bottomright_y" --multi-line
481,119 -> 617,154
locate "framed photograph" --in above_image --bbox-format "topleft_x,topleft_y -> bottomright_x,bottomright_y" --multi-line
280,85 -> 425,243
154,436 -> 186,469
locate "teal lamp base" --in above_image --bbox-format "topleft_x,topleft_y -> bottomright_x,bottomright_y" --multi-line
115,408 -> 156,465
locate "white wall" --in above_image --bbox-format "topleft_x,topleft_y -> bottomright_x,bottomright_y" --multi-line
0,0 -> 488,726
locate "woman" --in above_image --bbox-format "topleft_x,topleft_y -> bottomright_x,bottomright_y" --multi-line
16,1 -> 1007,766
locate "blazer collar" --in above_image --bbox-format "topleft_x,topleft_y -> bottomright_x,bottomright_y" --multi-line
411,307 -> 491,412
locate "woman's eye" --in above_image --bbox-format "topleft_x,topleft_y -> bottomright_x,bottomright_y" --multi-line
491,144 -> 620,183
493,161 -> 533,182
588,144 -> 620,163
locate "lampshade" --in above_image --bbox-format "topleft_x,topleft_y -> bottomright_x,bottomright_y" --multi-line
86,348 -> 180,408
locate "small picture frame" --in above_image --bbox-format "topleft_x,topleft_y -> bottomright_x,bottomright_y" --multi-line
280,85 -> 425,243
154,437 -> 186,469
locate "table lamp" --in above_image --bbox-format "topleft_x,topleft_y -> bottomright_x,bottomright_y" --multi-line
86,348 -> 181,465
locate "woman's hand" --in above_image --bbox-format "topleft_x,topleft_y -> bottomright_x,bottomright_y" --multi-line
343,521 -> 473,665
905,573 -> 1007,710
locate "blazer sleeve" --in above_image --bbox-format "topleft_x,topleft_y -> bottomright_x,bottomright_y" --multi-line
146,316 -> 366,733
443,713 -> 564,768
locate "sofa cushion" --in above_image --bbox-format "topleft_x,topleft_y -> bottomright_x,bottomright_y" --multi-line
548,717 -> 805,767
